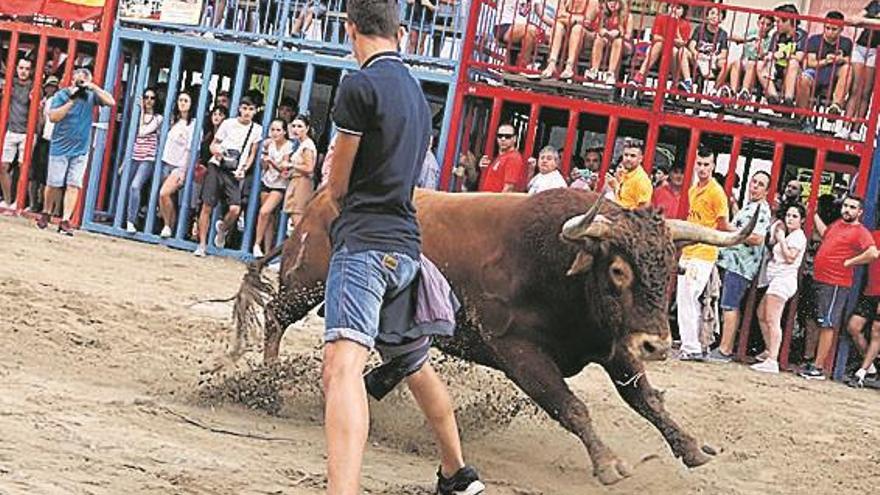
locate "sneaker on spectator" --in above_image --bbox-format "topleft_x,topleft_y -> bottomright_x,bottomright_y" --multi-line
253,38 -> 268,47
604,72 -> 617,85
126,221 -> 137,234
214,220 -> 227,249
826,103 -> 844,116
847,368 -> 868,388
36,212 -> 50,230
751,359 -> 779,374
678,79 -> 693,93
754,350 -> 769,362
253,244 -> 264,258
678,350 -> 706,362
800,118 -> 816,133
436,465 -> 485,495
160,225 -> 173,238
202,31 -> 215,39
57,220 -> 74,237
867,363 -> 877,376
193,246 -> 207,257
798,363 -> 825,380
631,72 -> 646,86
737,88 -> 752,102
584,68 -> 600,81
834,124 -> 852,140
706,348 -> 733,363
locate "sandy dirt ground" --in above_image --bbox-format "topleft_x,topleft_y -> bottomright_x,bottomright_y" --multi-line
2,216 -> 879,495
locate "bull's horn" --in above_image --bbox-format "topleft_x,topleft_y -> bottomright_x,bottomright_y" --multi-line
561,197 -> 610,241
666,211 -> 759,247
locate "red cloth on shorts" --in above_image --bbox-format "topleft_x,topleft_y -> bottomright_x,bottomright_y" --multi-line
480,149 -> 525,193
652,15 -> 692,42
814,220 -> 876,288
865,231 -> 880,296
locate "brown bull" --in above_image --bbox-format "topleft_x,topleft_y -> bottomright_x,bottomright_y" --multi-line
229,186 -> 756,485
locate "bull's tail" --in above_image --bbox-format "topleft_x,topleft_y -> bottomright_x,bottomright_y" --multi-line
225,244 -> 285,364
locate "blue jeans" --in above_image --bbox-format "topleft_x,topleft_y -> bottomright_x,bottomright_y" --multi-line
127,160 -> 154,224
720,270 -> 751,311
324,245 -> 419,349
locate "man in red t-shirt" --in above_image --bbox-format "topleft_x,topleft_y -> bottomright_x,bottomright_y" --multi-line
651,164 -> 685,218
800,196 -> 879,380
479,124 -> 525,193
844,229 -> 880,387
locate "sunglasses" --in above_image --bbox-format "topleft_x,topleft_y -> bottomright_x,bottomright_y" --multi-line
144,95 -> 156,100
497,134 -> 515,139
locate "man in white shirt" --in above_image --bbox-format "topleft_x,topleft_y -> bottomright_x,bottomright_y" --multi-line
194,96 -> 263,256
526,146 -> 568,195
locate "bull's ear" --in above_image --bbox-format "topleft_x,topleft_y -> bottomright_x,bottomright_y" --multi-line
566,251 -> 594,276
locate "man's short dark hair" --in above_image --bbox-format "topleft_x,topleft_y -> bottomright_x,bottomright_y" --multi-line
239,95 -> 256,107
696,145 -> 715,159
753,170 -> 771,184
17,57 -> 32,66
279,97 -> 297,109
623,137 -> 644,151
347,0 -> 399,40
826,10 -> 845,21
775,4 -> 800,26
844,194 -> 863,207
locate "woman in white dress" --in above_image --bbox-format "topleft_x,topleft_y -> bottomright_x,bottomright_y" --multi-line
253,119 -> 293,257
157,92 -> 195,238
753,203 -> 807,374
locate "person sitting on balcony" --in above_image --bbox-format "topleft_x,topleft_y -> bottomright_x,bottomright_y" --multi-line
494,0 -> 544,68
678,5 -> 729,95
583,0 -> 633,85
291,0 -> 329,39
157,92 -> 196,239
402,0 -> 459,56
631,3 -> 691,87
603,138 -> 651,209
798,10 -> 853,132
539,0 -> 599,79
757,4 -> 807,107
844,229 -> 880,387
125,88 -> 163,234
840,1 -> 880,141
479,123 -> 524,192
253,118 -> 293,257
526,146 -> 568,194
717,13 -> 775,103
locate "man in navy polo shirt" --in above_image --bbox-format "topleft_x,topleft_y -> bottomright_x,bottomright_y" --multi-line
321,1 -> 483,495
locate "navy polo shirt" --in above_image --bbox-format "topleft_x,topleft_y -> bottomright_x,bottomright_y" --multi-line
330,51 -> 430,260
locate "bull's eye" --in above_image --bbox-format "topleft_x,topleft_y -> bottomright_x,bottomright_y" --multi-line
609,258 -> 634,289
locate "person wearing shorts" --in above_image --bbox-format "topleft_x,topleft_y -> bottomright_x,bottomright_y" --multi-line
800,195 -> 878,379
37,68 -> 115,235
841,1 -> 880,139
758,4 -> 808,106
28,76 -> 59,213
194,96 -> 262,257
845,230 -> 880,386
322,2 -> 484,494
752,204 -> 808,374
707,171 -> 772,363
1,57 -> 34,210
679,6 -> 729,95
799,11 -> 853,118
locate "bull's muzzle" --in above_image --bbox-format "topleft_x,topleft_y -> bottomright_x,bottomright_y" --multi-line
628,332 -> 672,361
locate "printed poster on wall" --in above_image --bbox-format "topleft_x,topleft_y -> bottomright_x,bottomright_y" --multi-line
119,0 -> 203,25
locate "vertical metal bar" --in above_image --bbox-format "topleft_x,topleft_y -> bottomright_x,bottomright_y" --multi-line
96,48 -> 126,213
241,58 -> 281,254
93,0 -> 120,86
643,121 -> 659,174
767,141 -> 786,211
145,45 -> 183,235
14,34 -> 48,211
804,149 -> 827,237
596,115 -> 619,193
84,34 -> 124,227
229,53 -> 248,117
298,62 -> 316,113
436,79 -> 458,182
176,50 -> 215,240
857,60 -> 880,196
62,38 -> 77,86
478,96 -> 504,191
522,103 -> 541,162
725,135 -> 742,196
676,128 -> 702,220
112,41 -> 152,230
561,109 -> 579,178
107,55 -> 137,218
651,1 -> 677,113
0,31 -> 20,156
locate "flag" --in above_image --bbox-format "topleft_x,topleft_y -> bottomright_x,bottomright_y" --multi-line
1,0 -> 105,22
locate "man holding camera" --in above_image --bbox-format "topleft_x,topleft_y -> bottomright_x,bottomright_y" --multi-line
37,68 -> 115,235
194,96 -> 262,257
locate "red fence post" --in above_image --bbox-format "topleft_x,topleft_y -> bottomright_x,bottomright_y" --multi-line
13,34 -> 48,211
0,31 -> 20,172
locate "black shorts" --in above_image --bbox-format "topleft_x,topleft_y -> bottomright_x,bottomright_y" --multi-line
202,164 -> 242,207
814,281 -> 851,330
260,184 -> 286,195
404,2 -> 435,30
494,23 -> 512,41
853,294 -> 880,321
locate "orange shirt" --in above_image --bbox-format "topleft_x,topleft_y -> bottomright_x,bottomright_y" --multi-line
617,166 -> 653,209
681,179 -> 729,262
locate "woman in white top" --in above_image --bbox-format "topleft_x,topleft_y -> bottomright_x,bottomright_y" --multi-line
526,146 -> 568,195
254,119 -> 293,257
283,114 -> 317,231
753,204 -> 807,374
158,92 -> 195,238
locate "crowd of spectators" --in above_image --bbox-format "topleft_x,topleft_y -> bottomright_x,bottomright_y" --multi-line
491,0 -> 880,140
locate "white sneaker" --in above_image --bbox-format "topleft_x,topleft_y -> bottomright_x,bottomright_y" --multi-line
0,200 -> 9,209
751,359 -> 779,374
193,246 -> 206,257
604,72 -> 617,85
126,221 -> 137,234
851,129 -> 863,141
835,125 -> 851,140
868,363 -> 877,375
160,225 -> 173,238
214,220 -> 227,248
253,244 -> 264,258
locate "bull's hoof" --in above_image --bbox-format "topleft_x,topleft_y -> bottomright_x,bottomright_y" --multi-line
681,444 -> 716,468
594,457 -> 633,485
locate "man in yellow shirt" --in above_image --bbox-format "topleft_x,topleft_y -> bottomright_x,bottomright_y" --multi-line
608,139 -> 653,209
677,146 -> 731,360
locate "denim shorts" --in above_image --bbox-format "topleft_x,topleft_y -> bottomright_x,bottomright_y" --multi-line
324,245 -> 419,349
47,154 -> 88,188
720,270 -> 752,311
815,282 -> 851,330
